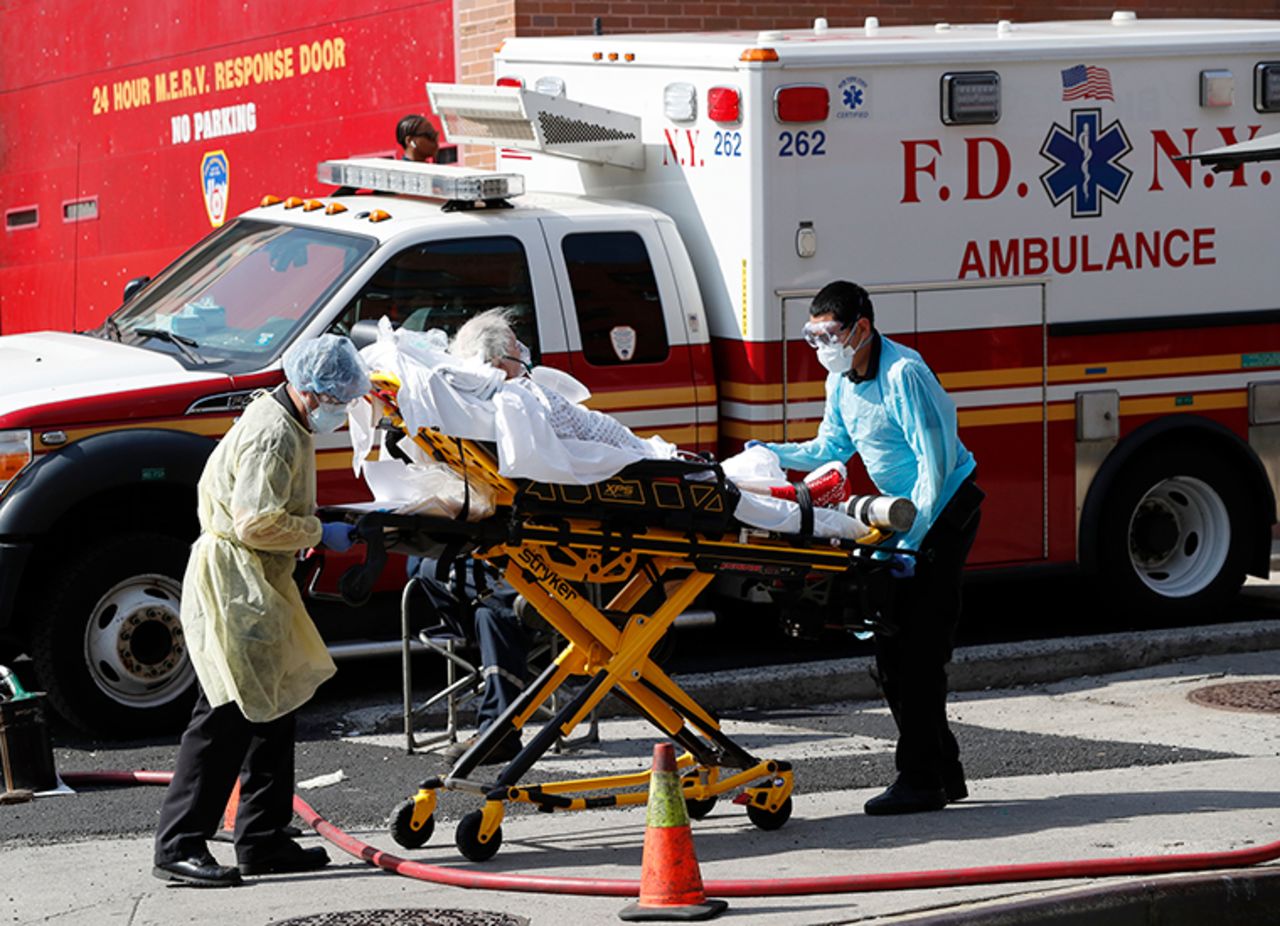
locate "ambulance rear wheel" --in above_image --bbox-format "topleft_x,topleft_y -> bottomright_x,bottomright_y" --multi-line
746,796 -> 792,831
29,533 -> 196,736
390,798 -> 435,849
1097,446 -> 1250,620
456,810 -> 503,862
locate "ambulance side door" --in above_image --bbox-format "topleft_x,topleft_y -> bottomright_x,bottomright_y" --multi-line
538,216 -> 701,448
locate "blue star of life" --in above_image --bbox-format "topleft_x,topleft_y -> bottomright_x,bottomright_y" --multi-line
1039,109 -> 1132,218
843,86 -> 864,110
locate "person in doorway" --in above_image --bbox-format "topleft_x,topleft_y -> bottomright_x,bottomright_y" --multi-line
759,280 -> 984,815
153,335 -> 371,887
396,113 -> 440,163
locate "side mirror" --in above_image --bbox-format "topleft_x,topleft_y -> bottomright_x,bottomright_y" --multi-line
122,275 -> 151,304
348,318 -> 383,351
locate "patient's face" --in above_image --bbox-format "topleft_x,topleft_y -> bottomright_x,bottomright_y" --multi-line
495,333 -> 525,380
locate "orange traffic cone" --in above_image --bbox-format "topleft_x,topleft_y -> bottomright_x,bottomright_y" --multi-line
619,743 -> 728,922
210,778 -> 241,843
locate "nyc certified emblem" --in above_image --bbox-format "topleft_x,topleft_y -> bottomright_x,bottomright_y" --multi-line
837,75 -> 869,119
200,150 -> 230,227
1039,109 -> 1131,218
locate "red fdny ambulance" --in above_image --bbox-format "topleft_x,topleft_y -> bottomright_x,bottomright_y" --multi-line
2,16 -> 1279,735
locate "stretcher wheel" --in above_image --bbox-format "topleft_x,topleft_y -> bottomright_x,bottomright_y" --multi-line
685,796 -> 718,820
390,797 -> 434,849
746,796 -> 792,831
456,810 -> 503,862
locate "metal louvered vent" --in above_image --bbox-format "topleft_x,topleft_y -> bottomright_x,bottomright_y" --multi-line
537,112 -> 637,145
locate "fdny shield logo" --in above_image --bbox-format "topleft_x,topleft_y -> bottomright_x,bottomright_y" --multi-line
609,325 -> 638,361
200,151 -> 230,227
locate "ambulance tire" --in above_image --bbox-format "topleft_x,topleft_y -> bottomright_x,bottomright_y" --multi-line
1095,446 -> 1251,621
30,533 -> 196,736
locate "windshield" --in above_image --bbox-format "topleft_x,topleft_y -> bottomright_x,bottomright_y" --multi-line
108,219 -> 376,372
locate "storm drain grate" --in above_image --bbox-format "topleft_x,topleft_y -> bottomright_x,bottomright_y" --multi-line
1188,680 -> 1280,714
270,911 -> 529,926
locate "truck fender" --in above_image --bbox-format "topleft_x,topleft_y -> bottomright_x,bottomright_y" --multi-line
0,428 -> 216,536
1077,415 -> 1275,579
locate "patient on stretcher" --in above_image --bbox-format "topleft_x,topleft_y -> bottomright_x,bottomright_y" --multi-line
347,309 -> 912,541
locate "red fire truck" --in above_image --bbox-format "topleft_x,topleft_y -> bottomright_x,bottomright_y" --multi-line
0,0 -> 453,335
2,16 -> 1279,737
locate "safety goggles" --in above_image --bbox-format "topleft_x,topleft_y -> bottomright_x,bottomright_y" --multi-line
801,320 -> 852,348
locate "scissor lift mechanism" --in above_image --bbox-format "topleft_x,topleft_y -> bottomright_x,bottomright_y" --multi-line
332,373 -> 902,862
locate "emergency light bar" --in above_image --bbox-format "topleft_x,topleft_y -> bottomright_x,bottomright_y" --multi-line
316,159 -> 525,202
426,83 -> 644,170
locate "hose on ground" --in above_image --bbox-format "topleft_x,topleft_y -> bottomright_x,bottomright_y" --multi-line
62,770 -> 1280,898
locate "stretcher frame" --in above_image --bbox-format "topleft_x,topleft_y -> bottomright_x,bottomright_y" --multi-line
335,373 -> 901,862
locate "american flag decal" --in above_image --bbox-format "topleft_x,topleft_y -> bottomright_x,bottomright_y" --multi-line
1061,64 -> 1115,102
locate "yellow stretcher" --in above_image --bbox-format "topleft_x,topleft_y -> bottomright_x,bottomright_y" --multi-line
331,372 -> 903,862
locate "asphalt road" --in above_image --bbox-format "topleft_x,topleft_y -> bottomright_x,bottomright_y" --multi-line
3,573 -> 1277,850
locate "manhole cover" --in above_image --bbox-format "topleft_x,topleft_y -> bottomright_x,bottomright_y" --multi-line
1188,680 -> 1280,714
270,911 -> 529,926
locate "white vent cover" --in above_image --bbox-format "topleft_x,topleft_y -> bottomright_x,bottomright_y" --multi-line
427,83 -> 644,169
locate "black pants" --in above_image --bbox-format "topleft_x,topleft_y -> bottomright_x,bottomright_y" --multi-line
872,480 -> 982,790
154,688 -> 296,866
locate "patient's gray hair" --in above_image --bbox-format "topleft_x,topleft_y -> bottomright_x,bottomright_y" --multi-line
451,307 -> 517,364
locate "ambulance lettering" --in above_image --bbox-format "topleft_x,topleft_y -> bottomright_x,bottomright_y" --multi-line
661,129 -> 704,168
1150,124 -> 1269,191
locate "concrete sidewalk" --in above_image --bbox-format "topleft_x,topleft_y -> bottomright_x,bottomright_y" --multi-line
6,646 -> 1280,925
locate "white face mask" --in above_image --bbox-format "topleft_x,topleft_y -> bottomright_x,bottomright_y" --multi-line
815,331 -> 869,373
307,401 -> 348,433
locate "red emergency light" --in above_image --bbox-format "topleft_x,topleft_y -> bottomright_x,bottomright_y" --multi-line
496,76 -> 524,88
774,85 -> 828,123
708,86 -> 741,123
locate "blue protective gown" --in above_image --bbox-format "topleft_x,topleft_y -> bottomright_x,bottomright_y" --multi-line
763,335 -> 975,552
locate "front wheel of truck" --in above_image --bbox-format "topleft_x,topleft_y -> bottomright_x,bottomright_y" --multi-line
30,533 -> 196,737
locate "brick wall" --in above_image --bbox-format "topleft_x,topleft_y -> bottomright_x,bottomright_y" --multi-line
455,0 -> 517,166
513,0 -> 1279,36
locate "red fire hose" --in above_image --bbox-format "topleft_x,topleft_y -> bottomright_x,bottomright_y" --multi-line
61,769 -> 1280,897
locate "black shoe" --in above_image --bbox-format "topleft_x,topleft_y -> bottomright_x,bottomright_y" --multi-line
944,777 -> 969,803
439,731 -> 522,765
864,780 -> 948,816
153,854 -> 243,887
237,841 -> 330,876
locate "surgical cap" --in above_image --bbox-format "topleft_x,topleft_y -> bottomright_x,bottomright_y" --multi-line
283,334 -> 371,403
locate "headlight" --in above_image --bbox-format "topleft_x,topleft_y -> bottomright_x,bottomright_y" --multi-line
0,430 -> 34,495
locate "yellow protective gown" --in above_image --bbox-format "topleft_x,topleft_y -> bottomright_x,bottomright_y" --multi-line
181,392 -> 336,723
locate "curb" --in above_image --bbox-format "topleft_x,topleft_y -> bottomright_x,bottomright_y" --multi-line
880,866 -> 1280,925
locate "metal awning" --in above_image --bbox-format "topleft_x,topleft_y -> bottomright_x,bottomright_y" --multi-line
1177,131 -> 1280,172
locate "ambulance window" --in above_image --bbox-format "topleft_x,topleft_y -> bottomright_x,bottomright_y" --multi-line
337,235 -> 538,353
562,231 -> 669,366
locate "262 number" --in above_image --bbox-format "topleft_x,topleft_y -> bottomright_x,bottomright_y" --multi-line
778,130 -> 826,157
714,131 -> 742,157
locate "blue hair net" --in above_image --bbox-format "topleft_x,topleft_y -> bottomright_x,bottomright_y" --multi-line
283,334 -> 370,403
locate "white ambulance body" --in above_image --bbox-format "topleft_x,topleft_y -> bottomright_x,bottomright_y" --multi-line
431,16 -> 1280,611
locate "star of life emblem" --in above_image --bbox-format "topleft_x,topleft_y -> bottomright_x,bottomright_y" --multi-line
1039,109 -> 1132,218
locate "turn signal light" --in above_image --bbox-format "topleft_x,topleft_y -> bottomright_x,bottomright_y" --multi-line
774,85 -> 829,122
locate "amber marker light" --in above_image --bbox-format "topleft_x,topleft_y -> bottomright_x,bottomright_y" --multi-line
740,48 -> 780,62
260,195 -> 282,207
283,196 -> 305,209
303,199 -> 324,211
368,210 -> 391,222
607,52 -> 619,61
325,202 -> 348,215
592,52 -> 603,61
624,53 -> 635,62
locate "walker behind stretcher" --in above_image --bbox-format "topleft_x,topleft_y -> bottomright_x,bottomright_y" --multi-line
329,372 -> 912,862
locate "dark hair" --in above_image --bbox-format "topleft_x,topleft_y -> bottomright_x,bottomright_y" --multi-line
396,114 -> 437,148
809,280 -> 874,327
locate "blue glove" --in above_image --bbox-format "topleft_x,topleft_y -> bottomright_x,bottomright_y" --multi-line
744,439 -> 765,450
320,521 -> 356,553
887,553 -> 915,579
